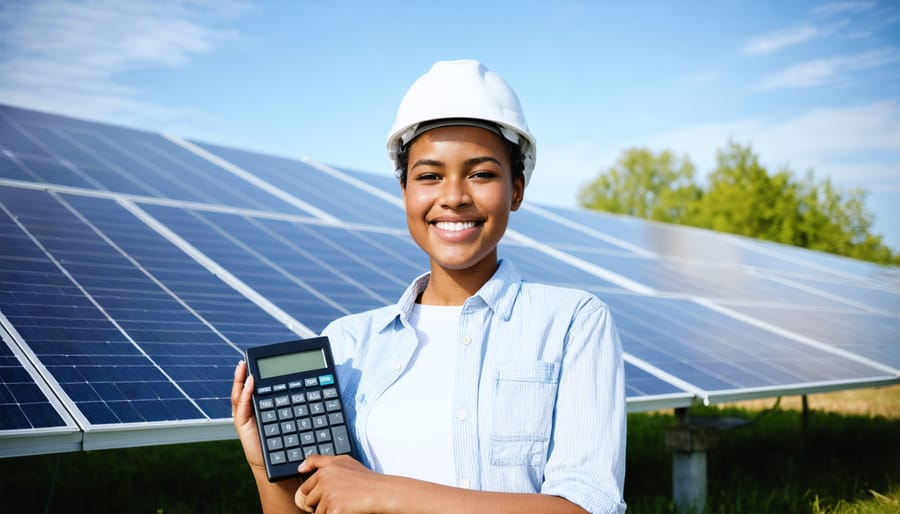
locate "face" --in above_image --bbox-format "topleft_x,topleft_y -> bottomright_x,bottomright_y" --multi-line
402,125 -> 524,276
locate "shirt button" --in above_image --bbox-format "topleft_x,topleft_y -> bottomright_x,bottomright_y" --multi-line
391,362 -> 401,372
460,478 -> 471,489
462,336 -> 472,345
457,409 -> 467,421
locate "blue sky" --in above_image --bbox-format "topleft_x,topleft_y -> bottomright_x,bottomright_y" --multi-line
2,0 -> 899,250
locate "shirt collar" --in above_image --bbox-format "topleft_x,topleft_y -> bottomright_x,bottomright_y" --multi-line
374,259 -> 523,332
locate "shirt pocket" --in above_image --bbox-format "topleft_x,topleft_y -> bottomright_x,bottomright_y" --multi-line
489,361 -> 560,466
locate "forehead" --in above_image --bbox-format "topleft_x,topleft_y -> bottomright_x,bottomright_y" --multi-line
408,125 -> 508,158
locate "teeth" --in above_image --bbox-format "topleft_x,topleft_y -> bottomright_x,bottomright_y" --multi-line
434,221 -> 477,232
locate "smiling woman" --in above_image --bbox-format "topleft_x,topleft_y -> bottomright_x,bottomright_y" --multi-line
231,59 -> 627,514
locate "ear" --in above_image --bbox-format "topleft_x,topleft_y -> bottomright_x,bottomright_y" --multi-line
511,176 -> 525,211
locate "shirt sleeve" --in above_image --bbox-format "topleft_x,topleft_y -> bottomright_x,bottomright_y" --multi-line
540,297 -> 627,514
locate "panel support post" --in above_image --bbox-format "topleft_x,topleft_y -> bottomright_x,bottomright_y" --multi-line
665,408 -> 719,514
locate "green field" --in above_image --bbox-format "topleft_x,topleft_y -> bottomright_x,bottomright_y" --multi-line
2,385 -> 898,514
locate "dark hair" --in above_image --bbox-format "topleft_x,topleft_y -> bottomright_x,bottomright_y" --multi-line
398,131 -> 525,188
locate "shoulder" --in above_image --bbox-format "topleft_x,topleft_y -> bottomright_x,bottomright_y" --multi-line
516,281 -> 610,319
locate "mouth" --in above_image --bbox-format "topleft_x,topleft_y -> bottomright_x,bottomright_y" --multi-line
431,220 -> 482,232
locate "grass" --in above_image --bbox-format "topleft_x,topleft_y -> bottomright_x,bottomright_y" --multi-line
1,384 -> 898,513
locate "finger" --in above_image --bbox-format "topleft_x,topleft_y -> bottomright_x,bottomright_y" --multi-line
231,360 -> 247,408
233,370 -> 254,424
299,463 -> 319,495
299,454 -> 336,475
294,488 -> 315,513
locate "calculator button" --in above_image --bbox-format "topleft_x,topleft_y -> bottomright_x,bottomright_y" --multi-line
275,395 -> 290,407
273,383 -> 288,392
258,398 -> 275,410
306,390 -> 322,401
257,386 -> 272,395
309,402 -> 325,415
287,448 -> 304,462
297,418 -> 312,431
318,374 -> 335,386
325,400 -> 341,412
291,392 -> 306,404
277,407 -> 293,420
288,380 -> 303,389
303,446 -> 318,458
328,412 -> 344,426
304,377 -> 319,387
332,425 -> 351,455
261,410 -> 277,423
293,405 -> 309,418
322,387 -> 338,399
313,415 -> 328,428
318,443 -> 335,456
284,434 -> 299,448
263,423 -> 280,437
300,432 -> 316,445
269,450 -> 286,465
315,429 -> 331,443
280,421 -> 296,433
266,437 -> 284,451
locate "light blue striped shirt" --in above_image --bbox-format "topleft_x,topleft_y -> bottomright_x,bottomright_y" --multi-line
322,259 -> 627,514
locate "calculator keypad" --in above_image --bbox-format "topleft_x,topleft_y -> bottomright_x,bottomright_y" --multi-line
256,374 -> 352,467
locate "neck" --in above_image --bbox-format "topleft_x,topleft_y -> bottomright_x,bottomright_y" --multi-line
420,259 -> 499,306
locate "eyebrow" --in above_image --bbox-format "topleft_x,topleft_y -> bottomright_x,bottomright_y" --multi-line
411,156 -> 504,170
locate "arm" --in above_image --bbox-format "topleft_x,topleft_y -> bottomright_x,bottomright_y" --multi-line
542,299 -> 627,513
297,455 -> 588,514
231,361 -> 302,514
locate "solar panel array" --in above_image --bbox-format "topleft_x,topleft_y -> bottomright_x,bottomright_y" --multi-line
1,104 -> 898,458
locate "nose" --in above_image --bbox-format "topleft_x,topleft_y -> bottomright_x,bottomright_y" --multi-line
439,175 -> 472,209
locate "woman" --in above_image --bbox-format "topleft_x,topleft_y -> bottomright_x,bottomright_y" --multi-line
232,59 -> 626,514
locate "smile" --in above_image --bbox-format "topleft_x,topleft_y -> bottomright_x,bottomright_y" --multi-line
433,221 -> 480,232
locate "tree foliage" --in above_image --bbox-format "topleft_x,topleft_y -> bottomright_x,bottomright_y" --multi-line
578,143 -> 899,266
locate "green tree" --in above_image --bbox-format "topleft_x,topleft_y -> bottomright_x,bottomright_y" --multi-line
578,143 -> 899,266
577,148 -> 701,224
692,141 -> 803,243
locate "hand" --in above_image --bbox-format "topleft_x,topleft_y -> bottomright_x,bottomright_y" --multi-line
297,455 -> 394,514
231,360 -> 265,473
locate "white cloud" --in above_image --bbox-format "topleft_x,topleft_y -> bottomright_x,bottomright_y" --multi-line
758,47 -> 900,89
647,101 -> 900,171
532,102 -> 900,246
0,0 -> 246,125
811,1 -> 877,17
743,25 -> 819,55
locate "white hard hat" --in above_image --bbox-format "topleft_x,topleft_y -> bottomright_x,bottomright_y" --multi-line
387,59 -> 537,186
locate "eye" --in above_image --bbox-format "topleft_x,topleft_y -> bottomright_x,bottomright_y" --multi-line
414,171 -> 441,182
470,170 -> 499,180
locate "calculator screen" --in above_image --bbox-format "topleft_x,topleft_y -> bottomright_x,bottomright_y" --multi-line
257,348 -> 327,379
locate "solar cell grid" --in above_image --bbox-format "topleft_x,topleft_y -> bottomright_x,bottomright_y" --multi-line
569,251 -> 860,308
194,141 -> 404,226
721,304 -> 900,370
139,204 -> 350,334
597,292 -> 890,399
765,274 -> 899,314
508,209 -> 633,254
499,241 -> 626,291
0,190 -> 201,425
0,336 -> 68,430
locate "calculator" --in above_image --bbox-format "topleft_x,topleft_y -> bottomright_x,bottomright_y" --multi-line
244,337 -> 355,482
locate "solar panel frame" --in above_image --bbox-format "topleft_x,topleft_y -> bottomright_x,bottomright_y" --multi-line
0,322 -> 82,457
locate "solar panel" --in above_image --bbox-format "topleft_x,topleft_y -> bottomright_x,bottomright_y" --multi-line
192,140 -> 407,226
1,104 -> 896,457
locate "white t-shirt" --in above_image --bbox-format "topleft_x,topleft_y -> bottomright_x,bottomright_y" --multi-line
366,303 -> 460,486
